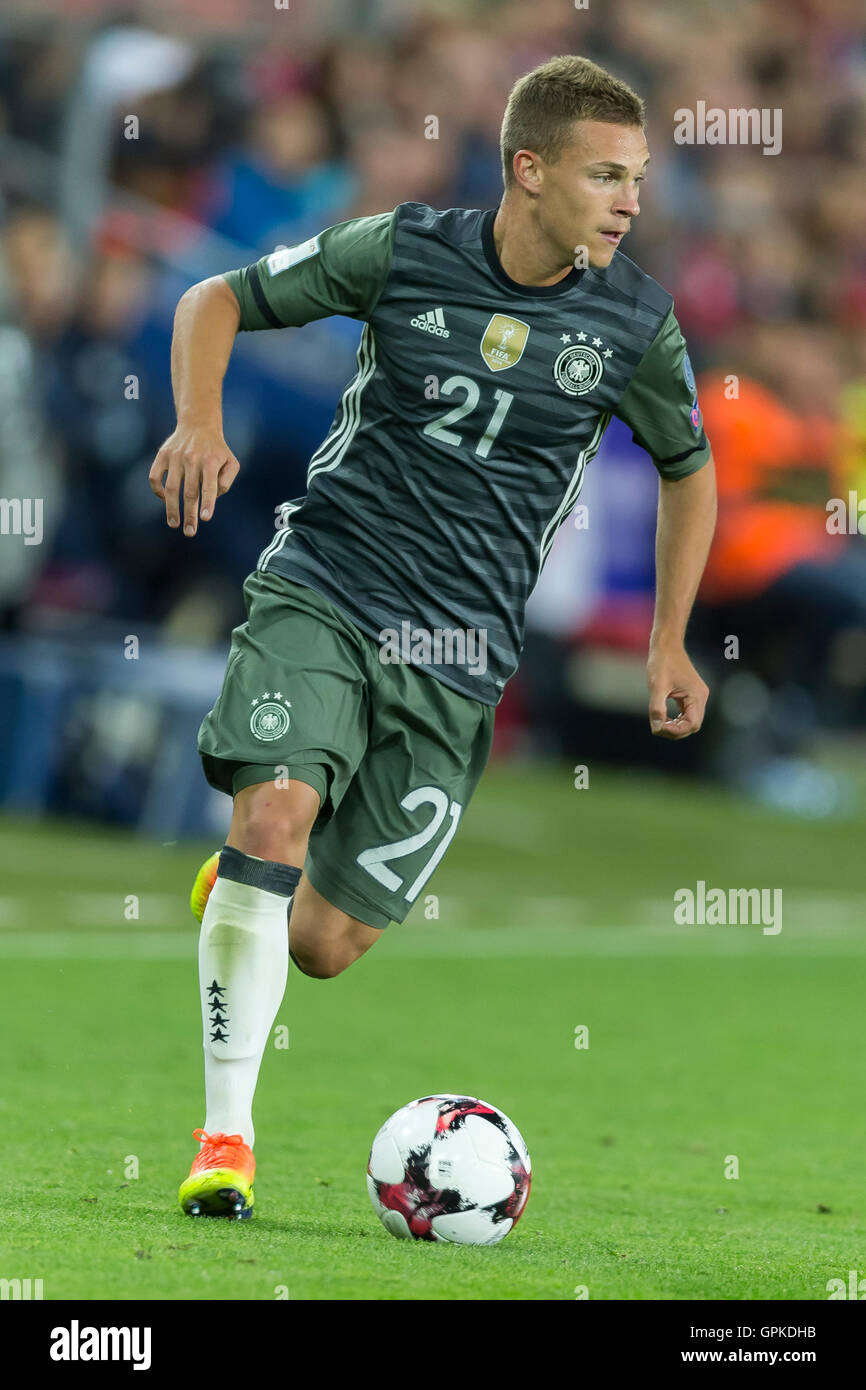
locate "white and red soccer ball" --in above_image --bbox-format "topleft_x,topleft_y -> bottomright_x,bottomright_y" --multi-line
367,1094 -> 531,1245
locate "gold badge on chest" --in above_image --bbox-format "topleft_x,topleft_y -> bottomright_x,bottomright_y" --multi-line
480,314 -> 530,372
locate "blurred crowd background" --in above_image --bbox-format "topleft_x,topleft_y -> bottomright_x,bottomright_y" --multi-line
1,0 -> 865,835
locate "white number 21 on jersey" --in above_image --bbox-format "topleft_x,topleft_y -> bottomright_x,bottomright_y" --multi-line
356,786 -> 463,903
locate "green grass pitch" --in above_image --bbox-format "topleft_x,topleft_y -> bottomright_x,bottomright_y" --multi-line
1,763 -> 864,1300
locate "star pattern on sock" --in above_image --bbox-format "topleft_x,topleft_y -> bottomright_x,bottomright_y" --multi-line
207,979 -> 230,1042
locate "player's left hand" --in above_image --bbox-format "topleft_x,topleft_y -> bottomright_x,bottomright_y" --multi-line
646,642 -> 708,739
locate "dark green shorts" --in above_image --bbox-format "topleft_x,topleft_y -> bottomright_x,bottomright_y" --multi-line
198,571 -> 494,929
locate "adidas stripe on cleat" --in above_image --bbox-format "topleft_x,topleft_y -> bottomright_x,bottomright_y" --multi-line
179,1129 -> 256,1220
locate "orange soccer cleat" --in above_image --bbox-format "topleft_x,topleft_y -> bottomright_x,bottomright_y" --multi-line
178,1128 -> 256,1220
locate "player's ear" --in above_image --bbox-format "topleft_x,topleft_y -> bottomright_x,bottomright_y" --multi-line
513,150 -> 542,195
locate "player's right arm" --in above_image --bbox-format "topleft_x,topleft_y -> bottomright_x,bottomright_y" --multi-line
149,212 -> 396,536
149,276 -> 242,536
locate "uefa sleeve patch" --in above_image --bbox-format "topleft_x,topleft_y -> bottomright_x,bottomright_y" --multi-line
681,352 -> 702,431
682,351 -> 696,394
266,236 -> 321,276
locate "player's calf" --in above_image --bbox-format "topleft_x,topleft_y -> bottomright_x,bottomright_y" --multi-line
192,851 -> 381,979
190,779 -> 383,985
288,876 -> 384,978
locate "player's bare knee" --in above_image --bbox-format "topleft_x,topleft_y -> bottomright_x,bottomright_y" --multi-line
229,782 -> 316,864
233,813 -> 297,863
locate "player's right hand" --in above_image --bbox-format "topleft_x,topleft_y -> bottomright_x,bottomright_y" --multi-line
148,424 -> 241,537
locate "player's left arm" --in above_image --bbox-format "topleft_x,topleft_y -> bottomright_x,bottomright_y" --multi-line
612,305 -> 717,739
647,454 -> 717,738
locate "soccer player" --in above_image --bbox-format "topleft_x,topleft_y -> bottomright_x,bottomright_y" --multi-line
149,55 -> 717,1218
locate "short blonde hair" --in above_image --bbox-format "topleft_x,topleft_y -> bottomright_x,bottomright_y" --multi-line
500,55 -> 645,187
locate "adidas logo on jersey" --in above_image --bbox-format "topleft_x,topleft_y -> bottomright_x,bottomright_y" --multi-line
410,307 -> 450,338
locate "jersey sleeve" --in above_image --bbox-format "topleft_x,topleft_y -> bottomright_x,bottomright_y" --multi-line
613,306 -> 711,479
223,210 -> 396,330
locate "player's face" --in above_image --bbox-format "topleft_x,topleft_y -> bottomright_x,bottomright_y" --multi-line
539,121 -> 649,269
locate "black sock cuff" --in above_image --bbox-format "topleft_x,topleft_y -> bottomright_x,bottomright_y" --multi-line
218,846 -> 301,897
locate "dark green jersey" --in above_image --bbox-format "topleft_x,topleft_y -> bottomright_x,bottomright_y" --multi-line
224,203 -> 711,705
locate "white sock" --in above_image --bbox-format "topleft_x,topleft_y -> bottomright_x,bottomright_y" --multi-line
199,874 -> 293,1148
